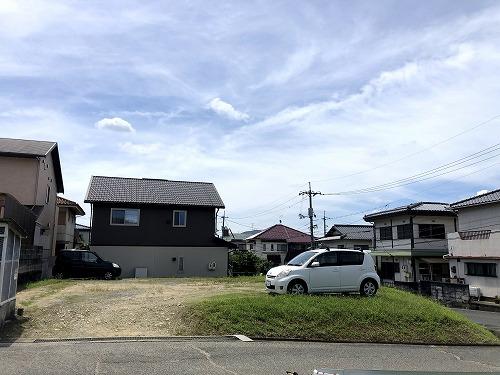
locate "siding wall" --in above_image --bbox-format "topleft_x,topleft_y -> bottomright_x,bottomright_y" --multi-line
91,245 -> 228,277
456,203 -> 500,231
91,203 -> 217,247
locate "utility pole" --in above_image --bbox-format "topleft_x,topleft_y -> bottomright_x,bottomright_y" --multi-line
221,211 -> 227,237
323,210 -> 327,237
299,182 -> 321,250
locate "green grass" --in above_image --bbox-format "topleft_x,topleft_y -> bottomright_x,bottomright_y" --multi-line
181,287 -> 500,344
21,278 -> 75,290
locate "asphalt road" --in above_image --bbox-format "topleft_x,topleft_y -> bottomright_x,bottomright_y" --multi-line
453,308 -> 500,336
1,339 -> 500,374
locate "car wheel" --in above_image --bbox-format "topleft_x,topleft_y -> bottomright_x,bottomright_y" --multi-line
360,279 -> 378,297
103,271 -> 114,280
287,280 -> 307,295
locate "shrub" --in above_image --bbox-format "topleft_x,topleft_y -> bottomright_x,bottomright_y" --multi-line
229,250 -> 273,276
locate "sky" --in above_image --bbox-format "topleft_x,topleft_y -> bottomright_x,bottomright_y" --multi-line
1,0 -> 499,236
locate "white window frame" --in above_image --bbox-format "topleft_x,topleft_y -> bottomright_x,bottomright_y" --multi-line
172,210 -> 187,228
109,208 -> 141,226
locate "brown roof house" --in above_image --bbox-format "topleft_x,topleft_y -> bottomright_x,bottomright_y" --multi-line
245,224 -> 312,266
55,196 -> 85,252
84,176 -> 234,278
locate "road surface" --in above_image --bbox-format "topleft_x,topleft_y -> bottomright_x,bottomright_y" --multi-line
1,339 -> 499,374
453,308 -> 500,337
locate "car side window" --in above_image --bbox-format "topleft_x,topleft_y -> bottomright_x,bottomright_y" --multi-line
63,252 -> 80,261
339,251 -> 364,266
315,252 -> 338,267
82,252 -> 99,263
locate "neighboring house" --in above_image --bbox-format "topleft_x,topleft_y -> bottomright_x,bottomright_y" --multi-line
445,189 -> 500,299
55,196 -> 85,252
0,193 -> 36,327
223,228 -> 261,250
84,176 -> 234,277
316,224 -> 373,250
75,223 -> 91,248
245,224 -> 311,265
364,202 -> 457,283
0,138 -> 64,279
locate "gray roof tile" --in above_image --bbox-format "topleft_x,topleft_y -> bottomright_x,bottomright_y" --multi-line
327,224 -> 373,240
364,202 -> 455,221
451,189 -> 500,209
0,138 -> 56,156
85,176 -> 225,208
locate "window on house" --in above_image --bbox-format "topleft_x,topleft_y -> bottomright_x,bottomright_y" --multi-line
173,210 -> 187,227
250,244 -> 254,250
271,244 -> 274,251
379,226 -> 393,240
418,224 -> 445,239
178,257 -> 184,272
45,185 -> 51,204
397,224 -> 412,239
277,244 -> 287,251
466,263 -> 497,277
262,244 -> 267,251
110,208 -> 140,226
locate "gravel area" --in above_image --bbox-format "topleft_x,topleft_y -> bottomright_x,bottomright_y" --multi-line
1,278 -> 263,339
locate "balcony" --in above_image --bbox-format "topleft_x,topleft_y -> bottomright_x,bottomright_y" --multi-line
0,193 -> 36,241
447,230 -> 500,258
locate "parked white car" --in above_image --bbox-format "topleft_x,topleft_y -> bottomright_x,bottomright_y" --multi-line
265,249 -> 380,296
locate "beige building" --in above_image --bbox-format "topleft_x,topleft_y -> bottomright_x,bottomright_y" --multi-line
0,138 -> 64,278
55,196 -> 85,253
317,224 -> 373,250
364,202 -> 456,283
445,189 -> 500,299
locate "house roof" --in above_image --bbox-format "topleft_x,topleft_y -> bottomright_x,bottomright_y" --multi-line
57,196 -> 85,216
325,224 -> 373,241
451,189 -> 500,209
75,223 -> 90,231
224,229 -> 262,241
0,138 -> 64,193
364,202 -> 455,221
246,224 -> 312,243
84,176 -> 225,208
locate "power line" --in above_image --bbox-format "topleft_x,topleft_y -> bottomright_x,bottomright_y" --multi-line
322,144 -> 500,196
311,113 -> 500,183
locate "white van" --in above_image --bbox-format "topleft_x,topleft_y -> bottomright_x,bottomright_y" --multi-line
265,249 -> 380,296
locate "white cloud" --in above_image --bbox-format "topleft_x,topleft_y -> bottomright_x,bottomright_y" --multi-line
208,98 -> 249,121
120,142 -> 162,156
95,117 -> 135,133
476,189 -> 489,196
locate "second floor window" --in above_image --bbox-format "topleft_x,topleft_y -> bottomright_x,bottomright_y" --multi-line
379,226 -> 393,240
397,224 -> 412,239
110,208 -> 140,226
418,224 -> 445,239
173,210 -> 187,227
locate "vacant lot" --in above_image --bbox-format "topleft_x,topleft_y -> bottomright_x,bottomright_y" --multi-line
2,277 -> 262,339
2,277 -> 498,344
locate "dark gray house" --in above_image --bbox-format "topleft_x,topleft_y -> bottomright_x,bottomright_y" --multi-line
85,176 -> 232,277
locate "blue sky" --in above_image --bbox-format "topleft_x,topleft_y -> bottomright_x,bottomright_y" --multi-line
1,0 -> 499,235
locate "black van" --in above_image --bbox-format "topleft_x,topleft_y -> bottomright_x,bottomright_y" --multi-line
52,250 -> 121,280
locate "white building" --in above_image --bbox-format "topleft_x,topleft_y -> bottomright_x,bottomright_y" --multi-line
445,189 -> 500,299
316,224 -> 373,250
364,202 -> 456,283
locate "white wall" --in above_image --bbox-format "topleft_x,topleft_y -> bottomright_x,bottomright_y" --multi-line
456,203 -> 500,232
449,258 -> 500,298
91,245 -> 228,278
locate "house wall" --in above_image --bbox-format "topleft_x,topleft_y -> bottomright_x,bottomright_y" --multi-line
373,214 -> 455,251
456,203 -> 500,231
0,154 -> 58,277
449,258 -> 500,298
246,239 -> 287,263
91,245 -> 228,278
56,207 -> 76,247
91,204 -> 217,247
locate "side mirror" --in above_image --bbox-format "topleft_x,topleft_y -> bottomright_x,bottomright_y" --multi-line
310,261 -> 320,268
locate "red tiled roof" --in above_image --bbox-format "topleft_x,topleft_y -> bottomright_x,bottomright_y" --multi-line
247,224 -> 312,243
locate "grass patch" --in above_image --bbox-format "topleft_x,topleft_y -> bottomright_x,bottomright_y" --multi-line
181,287 -> 500,344
21,279 -> 75,290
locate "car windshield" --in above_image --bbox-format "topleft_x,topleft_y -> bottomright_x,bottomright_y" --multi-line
287,251 -> 317,266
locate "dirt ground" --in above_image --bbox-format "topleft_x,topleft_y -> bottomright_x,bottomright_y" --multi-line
1,278 -> 263,339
